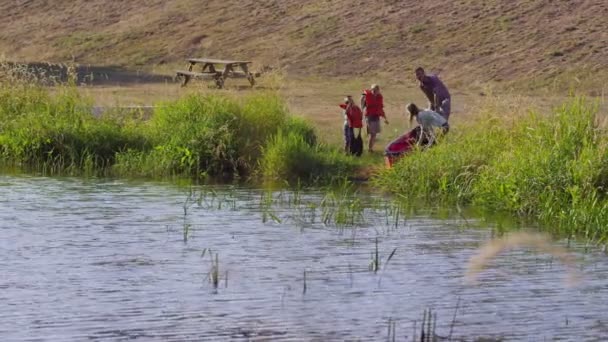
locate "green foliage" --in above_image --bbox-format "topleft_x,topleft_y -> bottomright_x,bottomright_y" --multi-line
0,77 -> 352,184
375,111 -> 506,203
375,98 -> 608,241
282,116 -> 317,146
113,92 -> 300,178
259,129 -> 357,183
0,82 -> 146,174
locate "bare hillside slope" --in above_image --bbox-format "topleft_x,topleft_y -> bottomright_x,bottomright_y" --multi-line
1,0 -> 607,89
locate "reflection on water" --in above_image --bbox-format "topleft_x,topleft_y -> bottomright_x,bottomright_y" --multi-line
1,175 -> 607,341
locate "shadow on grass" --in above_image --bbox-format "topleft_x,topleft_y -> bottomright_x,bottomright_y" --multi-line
5,62 -> 174,86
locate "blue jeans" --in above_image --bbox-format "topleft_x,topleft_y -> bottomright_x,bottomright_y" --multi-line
344,124 -> 354,149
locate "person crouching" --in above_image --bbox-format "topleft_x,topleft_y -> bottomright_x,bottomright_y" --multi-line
406,103 -> 449,147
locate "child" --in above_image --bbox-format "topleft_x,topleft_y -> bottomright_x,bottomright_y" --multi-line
339,96 -> 364,156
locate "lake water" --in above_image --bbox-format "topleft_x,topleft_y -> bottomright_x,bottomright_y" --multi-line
1,175 -> 607,341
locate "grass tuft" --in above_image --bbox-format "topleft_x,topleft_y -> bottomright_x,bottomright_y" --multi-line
259,128 -> 357,184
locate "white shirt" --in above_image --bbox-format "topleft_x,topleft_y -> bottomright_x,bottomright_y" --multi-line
416,110 -> 447,145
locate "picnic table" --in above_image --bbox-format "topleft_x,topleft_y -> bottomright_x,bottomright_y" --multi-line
176,58 -> 257,88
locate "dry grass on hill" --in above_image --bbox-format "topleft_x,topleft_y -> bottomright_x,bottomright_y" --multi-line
1,0 -> 608,92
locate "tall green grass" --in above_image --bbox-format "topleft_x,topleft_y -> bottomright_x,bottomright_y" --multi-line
375,98 -> 608,241
259,129 -> 356,183
0,81 -> 147,174
112,92 -> 291,178
0,72 -> 355,183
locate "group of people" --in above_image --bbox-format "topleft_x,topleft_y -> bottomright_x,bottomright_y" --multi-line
340,67 -> 451,156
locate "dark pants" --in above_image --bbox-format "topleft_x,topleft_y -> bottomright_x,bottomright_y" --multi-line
343,124 -> 354,149
437,98 -> 451,120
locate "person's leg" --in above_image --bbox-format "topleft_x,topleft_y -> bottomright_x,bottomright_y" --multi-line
422,127 -> 436,147
366,119 -> 372,152
352,127 -> 362,156
367,120 -> 380,152
369,133 -> 377,152
441,123 -> 450,135
343,125 -> 352,153
347,126 -> 354,153
343,124 -> 350,152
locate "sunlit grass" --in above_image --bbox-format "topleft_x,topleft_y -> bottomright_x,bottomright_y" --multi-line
0,64 -> 363,183
375,97 -> 608,241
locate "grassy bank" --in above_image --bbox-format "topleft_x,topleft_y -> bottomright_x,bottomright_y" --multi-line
375,98 -> 608,241
0,78 -> 359,183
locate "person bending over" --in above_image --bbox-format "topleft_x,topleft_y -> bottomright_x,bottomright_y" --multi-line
415,67 -> 451,121
406,102 -> 449,146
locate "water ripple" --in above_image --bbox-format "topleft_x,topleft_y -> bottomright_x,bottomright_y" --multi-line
1,175 -> 607,341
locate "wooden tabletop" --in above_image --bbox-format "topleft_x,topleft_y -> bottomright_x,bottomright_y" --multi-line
188,58 -> 251,64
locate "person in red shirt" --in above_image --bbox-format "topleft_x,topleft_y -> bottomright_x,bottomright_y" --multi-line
360,84 -> 389,153
339,95 -> 363,155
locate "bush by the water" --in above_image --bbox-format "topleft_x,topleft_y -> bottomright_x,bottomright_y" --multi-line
0,82 -> 147,174
113,92 -> 293,178
260,129 -> 356,182
375,98 -> 608,241
0,78 -> 352,182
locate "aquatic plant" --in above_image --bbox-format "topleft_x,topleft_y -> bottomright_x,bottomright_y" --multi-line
420,308 -> 438,342
369,237 -> 397,274
202,248 -> 223,289
260,189 -> 282,224
182,187 -> 201,242
386,317 -> 396,342
319,180 -> 365,227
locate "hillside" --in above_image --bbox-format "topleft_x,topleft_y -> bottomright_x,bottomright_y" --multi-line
1,0 -> 607,90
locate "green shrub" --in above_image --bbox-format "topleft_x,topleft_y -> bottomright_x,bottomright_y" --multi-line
375,98 -> 608,240
374,112 -> 507,203
0,83 -> 146,172
0,77 -> 353,183
260,129 -> 356,183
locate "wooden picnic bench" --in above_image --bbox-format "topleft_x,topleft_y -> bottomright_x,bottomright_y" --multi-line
176,58 -> 258,88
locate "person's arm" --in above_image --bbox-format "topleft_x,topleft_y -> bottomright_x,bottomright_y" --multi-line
339,104 -> 351,127
346,104 -> 355,126
379,97 -> 389,124
420,83 -> 435,110
378,107 -> 389,124
360,95 -> 366,112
